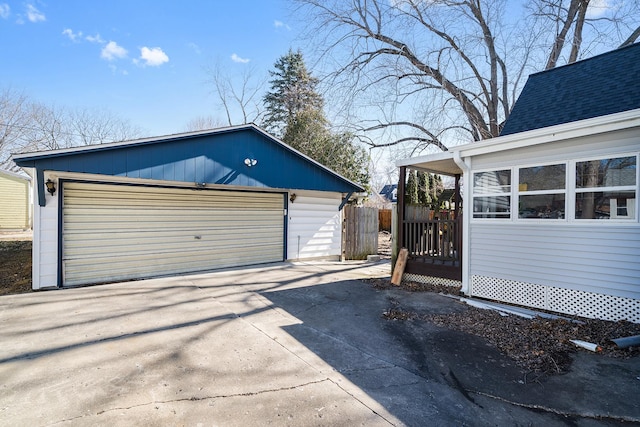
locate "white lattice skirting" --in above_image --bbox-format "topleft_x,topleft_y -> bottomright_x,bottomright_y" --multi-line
402,273 -> 462,288
471,275 -> 640,323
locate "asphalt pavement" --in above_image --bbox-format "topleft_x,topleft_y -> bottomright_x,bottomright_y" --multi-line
0,260 -> 638,426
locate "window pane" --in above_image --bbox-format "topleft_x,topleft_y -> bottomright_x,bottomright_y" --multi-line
576,156 -> 636,188
519,194 -> 565,219
575,191 -> 636,219
473,196 -> 511,218
519,164 -> 565,191
474,170 -> 511,193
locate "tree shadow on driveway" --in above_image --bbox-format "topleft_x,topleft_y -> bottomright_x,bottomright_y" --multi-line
262,279 -> 640,426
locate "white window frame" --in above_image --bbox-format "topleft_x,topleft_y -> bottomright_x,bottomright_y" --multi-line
515,162 -> 568,221
471,168 -> 512,220
570,153 -> 638,223
470,153 -> 639,224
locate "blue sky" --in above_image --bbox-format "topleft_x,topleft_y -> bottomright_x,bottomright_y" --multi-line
0,0 -> 297,136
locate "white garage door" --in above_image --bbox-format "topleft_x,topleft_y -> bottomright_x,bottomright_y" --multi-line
62,182 -> 285,287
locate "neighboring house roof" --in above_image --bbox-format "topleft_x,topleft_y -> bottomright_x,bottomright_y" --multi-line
13,124 -> 364,206
379,184 -> 398,203
0,168 -> 31,181
501,43 -> 640,136
438,188 -> 456,202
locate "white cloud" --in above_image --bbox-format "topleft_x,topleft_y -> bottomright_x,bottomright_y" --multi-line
231,53 -> 250,63
86,33 -> 105,44
139,46 -> 169,66
62,28 -> 82,42
187,42 -> 201,55
101,41 -> 128,61
108,64 -> 129,76
274,20 -> 290,30
586,0 -> 614,18
26,4 -> 45,22
0,3 -> 10,19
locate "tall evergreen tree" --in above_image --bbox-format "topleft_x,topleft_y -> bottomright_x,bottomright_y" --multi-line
417,171 -> 431,207
406,170 -> 419,205
262,50 -> 369,188
262,49 -> 324,139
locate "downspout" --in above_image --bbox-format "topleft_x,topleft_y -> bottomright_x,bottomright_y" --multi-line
452,151 -> 471,295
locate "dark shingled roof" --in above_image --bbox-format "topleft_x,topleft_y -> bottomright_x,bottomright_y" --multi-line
379,184 -> 397,203
500,43 -> 640,136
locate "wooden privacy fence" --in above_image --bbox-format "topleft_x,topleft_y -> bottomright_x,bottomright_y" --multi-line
343,205 -> 379,260
379,209 -> 391,231
404,205 -> 431,221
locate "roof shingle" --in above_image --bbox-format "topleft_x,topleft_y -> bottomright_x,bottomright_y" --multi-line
500,43 -> 640,136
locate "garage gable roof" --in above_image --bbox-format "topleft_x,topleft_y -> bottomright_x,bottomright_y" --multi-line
14,124 -> 364,204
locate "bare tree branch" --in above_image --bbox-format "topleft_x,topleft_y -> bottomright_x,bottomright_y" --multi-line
619,26 -> 640,48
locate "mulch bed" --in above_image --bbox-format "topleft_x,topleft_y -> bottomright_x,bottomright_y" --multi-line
366,278 -> 640,375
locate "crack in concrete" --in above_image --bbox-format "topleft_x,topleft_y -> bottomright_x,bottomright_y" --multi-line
47,379 -> 335,424
471,390 -> 640,424
56,377 -> 397,426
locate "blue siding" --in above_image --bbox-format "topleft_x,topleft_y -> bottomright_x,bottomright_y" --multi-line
16,127 -> 363,205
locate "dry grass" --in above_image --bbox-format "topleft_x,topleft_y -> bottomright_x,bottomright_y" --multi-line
0,240 -> 33,295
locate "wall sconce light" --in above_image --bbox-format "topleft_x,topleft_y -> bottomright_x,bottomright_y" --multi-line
244,158 -> 258,167
289,193 -> 297,203
45,179 -> 56,196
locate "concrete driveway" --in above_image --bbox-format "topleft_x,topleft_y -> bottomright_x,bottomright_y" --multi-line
1,261 -> 637,426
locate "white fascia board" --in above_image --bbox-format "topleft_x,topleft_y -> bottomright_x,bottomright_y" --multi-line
458,108 -> 640,158
396,150 -> 454,167
396,108 -> 640,169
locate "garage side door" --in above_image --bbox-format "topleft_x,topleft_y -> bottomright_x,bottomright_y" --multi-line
62,182 -> 285,287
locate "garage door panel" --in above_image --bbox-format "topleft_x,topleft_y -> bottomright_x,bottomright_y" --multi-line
65,249 -> 282,283
63,227 -> 283,246
65,246 -> 283,280
62,182 -> 285,286
64,234 -> 284,258
64,188 -> 282,208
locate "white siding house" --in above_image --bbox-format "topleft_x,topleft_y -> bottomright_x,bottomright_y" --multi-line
0,169 -> 31,230
396,45 -> 640,323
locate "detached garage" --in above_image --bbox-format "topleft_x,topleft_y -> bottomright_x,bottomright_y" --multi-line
14,124 -> 364,289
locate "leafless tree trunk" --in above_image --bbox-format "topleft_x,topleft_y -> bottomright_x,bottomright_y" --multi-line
204,63 -> 265,126
67,108 -> 141,146
183,115 -> 224,132
293,0 -> 640,154
0,89 -> 141,171
0,88 -> 31,170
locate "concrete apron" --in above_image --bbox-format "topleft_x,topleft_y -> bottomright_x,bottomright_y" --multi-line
0,261 -> 397,426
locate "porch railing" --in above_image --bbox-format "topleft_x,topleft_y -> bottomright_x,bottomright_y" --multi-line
403,217 -> 461,262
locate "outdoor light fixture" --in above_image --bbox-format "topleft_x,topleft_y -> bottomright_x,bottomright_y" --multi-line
244,158 -> 258,167
290,193 -> 297,203
45,179 -> 56,196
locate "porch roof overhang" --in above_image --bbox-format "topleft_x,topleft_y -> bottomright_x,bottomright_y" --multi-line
396,107 -> 640,175
395,151 -> 462,176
